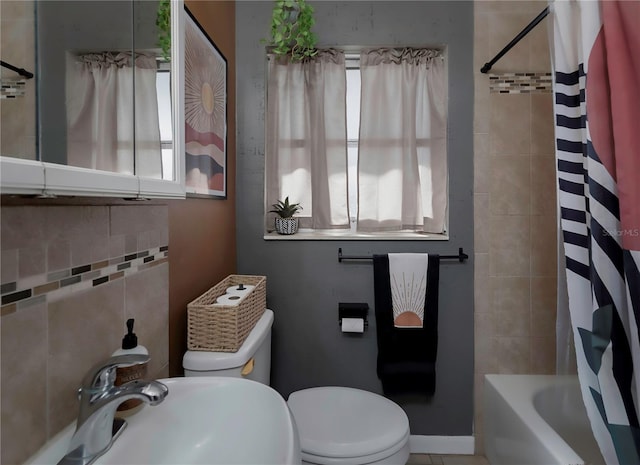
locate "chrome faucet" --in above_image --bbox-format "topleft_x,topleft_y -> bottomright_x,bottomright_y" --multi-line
58,354 -> 169,465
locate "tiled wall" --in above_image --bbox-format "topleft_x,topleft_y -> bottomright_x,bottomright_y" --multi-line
0,0 -> 37,159
0,203 -> 170,465
473,0 -> 558,454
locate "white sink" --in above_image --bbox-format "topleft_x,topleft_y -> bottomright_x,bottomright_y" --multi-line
26,377 -> 301,465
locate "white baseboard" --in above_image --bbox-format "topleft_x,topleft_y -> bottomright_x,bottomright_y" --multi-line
409,435 -> 475,455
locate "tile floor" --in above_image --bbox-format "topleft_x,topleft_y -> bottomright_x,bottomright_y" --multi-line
407,454 -> 490,465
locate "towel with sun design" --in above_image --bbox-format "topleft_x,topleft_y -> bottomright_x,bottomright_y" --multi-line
389,253 -> 429,328
373,253 -> 440,395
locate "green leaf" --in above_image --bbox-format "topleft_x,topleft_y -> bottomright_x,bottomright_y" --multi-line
265,0 -> 317,62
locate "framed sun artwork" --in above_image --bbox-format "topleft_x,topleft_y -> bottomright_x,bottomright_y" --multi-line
183,7 -> 227,199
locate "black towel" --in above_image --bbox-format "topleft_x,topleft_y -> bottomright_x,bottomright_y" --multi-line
373,254 -> 440,396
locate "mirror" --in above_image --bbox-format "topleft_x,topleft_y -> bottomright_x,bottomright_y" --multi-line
0,0 -> 177,184
0,1 -> 37,161
38,0 -> 173,180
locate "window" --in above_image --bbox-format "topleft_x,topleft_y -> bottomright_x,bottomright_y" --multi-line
156,60 -> 173,181
346,56 -> 361,232
265,48 -> 448,240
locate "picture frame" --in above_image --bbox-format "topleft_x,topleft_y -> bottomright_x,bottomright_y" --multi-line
183,6 -> 227,199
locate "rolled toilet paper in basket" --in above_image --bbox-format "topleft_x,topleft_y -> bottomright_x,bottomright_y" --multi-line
225,284 -> 255,298
214,293 -> 244,307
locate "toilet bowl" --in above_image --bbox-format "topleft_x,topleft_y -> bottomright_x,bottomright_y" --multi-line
183,309 -> 411,464
287,386 -> 410,465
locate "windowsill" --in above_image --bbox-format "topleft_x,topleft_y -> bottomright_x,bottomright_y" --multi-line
263,229 -> 449,241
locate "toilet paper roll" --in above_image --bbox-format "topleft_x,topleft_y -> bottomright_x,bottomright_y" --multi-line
225,284 -> 255,298
214,293 -> 244,307
341,318 -> 364,333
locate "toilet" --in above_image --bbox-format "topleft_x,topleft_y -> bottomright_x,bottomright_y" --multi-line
183,308 -> 273,383
288,386 -> 410,464
183,309 -> 411,465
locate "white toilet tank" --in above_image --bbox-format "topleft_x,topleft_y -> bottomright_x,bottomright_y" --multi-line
183,309 -> 273,385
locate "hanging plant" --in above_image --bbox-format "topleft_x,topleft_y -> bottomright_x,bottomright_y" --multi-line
156,0 -> 171,61
268,0 -> 318,61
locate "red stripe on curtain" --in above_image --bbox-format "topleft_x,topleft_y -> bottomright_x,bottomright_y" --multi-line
587,0 -> 640,251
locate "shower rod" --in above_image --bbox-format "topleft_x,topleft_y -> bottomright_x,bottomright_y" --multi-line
480,7 -> 549,74
1,60 -> 34,79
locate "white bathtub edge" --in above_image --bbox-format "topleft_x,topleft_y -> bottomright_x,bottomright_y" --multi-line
484,374 -> 587,465
409,435 -> 475,455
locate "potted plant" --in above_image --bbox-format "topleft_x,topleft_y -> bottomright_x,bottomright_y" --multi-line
267,0 -> 318,61
270,197 -> 303,234
156,0 -> 171,61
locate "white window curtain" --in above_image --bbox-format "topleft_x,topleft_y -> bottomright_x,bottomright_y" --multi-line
265,50 -> 350,230
357,48 -> 447,233
66,52 -> 162,178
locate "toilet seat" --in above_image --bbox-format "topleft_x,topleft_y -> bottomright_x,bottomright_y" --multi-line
287,386 -> 410,465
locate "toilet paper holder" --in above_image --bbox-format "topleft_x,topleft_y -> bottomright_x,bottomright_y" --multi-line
338,302 -> 369,329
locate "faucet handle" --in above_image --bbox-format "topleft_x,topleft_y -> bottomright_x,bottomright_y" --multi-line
81,354 -> 150,393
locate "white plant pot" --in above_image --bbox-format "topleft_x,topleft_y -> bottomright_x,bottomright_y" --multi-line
275,217 -> 298,235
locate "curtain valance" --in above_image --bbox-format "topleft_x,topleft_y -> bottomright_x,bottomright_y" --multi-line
361,48 -> 442,66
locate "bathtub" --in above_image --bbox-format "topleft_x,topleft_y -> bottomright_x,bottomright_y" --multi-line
483,374 -> 605,465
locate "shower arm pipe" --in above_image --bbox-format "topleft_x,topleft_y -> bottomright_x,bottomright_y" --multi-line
480,6 -> 549,74
338,247 -> 469,263
1,60 -> 34,79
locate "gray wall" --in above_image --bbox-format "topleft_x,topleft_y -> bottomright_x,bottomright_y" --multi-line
236,1 -> 474,435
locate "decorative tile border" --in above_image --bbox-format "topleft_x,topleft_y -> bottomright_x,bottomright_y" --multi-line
1,78 -> 27,99
0,246 -> 169,314
489,72 -> 552,94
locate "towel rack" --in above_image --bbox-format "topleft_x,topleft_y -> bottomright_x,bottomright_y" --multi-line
337,247 -> 468,263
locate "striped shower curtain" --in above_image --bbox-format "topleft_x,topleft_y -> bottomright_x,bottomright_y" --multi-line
552,1 -> 640,463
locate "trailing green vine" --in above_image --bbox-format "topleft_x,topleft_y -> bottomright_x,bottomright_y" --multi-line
268,0 -> 317,61
156,0 -> 171,61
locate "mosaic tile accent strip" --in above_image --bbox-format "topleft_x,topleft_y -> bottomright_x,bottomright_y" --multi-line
1,78 -> 27,99
0,246 -> 169,311
489,72 -> 552,94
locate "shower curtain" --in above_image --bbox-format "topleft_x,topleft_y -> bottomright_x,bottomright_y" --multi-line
551,1 -> 640,464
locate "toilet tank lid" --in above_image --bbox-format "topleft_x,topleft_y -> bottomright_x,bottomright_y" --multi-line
183,309 -> 273,371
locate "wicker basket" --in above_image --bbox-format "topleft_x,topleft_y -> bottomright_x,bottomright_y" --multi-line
187,275 -> 266,352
